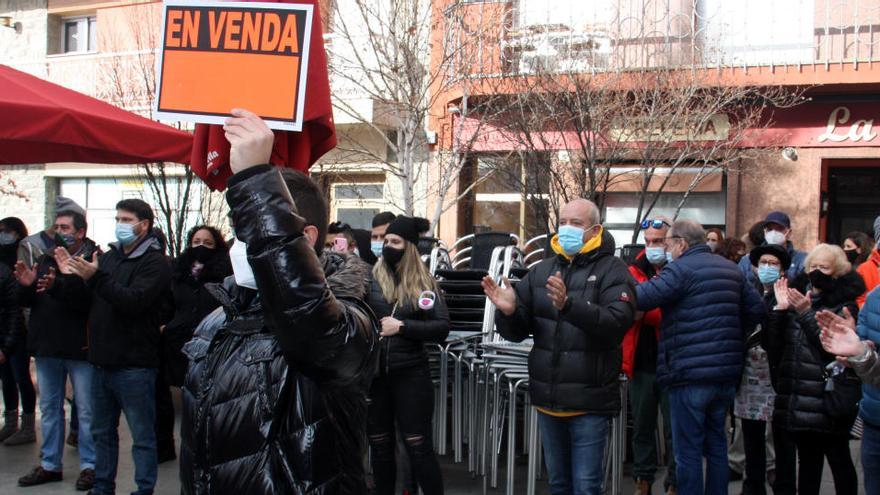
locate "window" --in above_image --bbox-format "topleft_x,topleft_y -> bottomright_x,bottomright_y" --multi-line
334,183 -> 383,200
604,191 -> 727,249
326,175 -> 388,230
466,153 -> 551,241
63,16 -> 97,53
59,177 -> 204,250
337,208 -> 380,229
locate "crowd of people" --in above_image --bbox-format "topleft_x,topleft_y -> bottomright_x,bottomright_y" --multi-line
0,111 -> 879,495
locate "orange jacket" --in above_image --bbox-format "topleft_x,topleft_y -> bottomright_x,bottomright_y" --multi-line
621,251 -> 663,377
858,249 -> 880,307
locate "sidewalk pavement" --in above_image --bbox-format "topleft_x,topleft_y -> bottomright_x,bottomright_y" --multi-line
0,391 -> 861,494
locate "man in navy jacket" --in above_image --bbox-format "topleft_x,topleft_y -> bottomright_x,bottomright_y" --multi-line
636,219 -> 765,495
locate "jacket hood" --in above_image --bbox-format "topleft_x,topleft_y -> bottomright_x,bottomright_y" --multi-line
791,269 -> 866,309
322,251 -> 370,301
109,233 -> 163,259
562,229 -> 617,265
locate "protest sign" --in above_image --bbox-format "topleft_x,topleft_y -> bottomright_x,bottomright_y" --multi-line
154,0 -> 313,131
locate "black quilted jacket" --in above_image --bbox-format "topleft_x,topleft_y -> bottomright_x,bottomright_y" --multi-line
764,270 -> 865,434
179,166 -> 378,494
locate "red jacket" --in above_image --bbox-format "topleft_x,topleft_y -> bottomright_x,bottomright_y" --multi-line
857,249 -> 880,307
621,251 -> 663,377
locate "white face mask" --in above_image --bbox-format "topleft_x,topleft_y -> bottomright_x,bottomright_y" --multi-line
764,229 -> 786,246
229,239 -> 257,290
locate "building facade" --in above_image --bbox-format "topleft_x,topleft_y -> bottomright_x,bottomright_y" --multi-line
428,0 -> 880,251
3,0 -> 880,250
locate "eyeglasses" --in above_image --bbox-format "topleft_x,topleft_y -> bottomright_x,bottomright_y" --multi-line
641,219 -> 671,230
664,235 -> 683,245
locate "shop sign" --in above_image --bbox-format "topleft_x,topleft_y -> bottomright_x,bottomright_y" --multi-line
817,106 -> 877,143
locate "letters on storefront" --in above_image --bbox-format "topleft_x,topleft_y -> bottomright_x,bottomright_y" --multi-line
817,106 -> 877,143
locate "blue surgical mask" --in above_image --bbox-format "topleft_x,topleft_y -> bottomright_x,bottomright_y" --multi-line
371,240 -> 383,258
757,264 -> 781,285
557,225 -> 586,255
645,247 -> 667,265
0,232 -> 16,246
665,251 -> 674,264
115,222 -> 138,246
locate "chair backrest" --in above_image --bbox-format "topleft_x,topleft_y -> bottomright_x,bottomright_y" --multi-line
470,232 -> 518,270
619,243 -> 645,265
417,237 -> 440,256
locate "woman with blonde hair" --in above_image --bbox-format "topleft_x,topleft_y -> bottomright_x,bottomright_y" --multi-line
366,216 -> 449,495
764,243 -> 865,495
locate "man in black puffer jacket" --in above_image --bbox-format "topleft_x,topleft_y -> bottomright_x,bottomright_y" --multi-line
179,109 -> 377,495
60,197 -> 171,495
482,198 -> 636,495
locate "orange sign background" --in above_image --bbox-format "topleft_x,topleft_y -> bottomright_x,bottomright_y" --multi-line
154,1 -> 312,131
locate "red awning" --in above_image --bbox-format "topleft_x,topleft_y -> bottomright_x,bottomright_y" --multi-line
0,64 -> 192,165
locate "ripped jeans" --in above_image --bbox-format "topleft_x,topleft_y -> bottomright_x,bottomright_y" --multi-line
367,363 -> 443,495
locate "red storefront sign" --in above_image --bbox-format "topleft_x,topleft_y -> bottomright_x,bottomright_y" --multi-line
754,101 -> 880,148
453,100 -> 880,152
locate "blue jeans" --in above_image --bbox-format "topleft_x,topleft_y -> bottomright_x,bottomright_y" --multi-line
35,357 -> 95,471
668,382 -> 736,495
537,412 -> 610,495
91,367 -> 157,495
863,420 -> 880,495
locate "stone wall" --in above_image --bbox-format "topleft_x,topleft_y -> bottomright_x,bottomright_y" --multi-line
0,0 -> 48,74
0,165 -> 52,234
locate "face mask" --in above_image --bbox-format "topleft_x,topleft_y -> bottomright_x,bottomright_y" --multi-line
757,264 -> 781,285
808,269 -> 835,292
115,222 -> 139,246
371,241 -> 383,258
645,247 -> 667,265
61,233 -> 77,247
666,251 -> 674,264
229,239 -> 257,289
0,232 -> 17,245
557,225 -> 586,256
844,249 -> 859,264
707,241 -> 718,253
764,229 -> 786,246
382,246 -> 404,270
189,245 -> 215,263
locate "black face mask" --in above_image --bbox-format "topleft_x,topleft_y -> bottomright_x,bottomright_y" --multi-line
189,245 -> 216,263
382,246 -> 404,270
844,249 -> 859,264
808,269 -> 835,292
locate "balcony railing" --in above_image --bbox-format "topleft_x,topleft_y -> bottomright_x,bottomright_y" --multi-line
12,50 -> 157,115
446,0 -> 880,76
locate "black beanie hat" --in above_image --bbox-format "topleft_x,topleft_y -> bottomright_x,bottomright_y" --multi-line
385,216 -> 429,245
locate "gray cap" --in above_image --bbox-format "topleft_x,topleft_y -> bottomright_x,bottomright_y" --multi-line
55,196 -> 86,217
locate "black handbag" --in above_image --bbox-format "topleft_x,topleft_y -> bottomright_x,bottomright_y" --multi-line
823,361 -> 862,420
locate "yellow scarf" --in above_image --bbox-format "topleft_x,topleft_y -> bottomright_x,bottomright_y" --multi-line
550,226 -> 604,261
